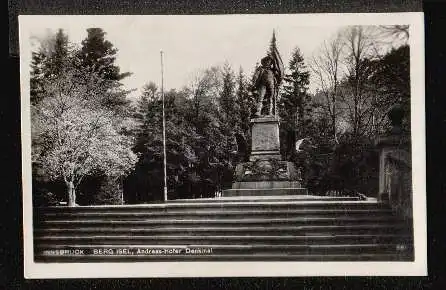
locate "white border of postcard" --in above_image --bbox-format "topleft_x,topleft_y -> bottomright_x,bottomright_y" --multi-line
20,12 -> 426,278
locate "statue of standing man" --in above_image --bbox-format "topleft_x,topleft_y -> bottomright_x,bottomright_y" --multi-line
251,31 -> 284,117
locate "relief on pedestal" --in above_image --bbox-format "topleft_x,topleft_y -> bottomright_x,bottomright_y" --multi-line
234,159 -> 300,182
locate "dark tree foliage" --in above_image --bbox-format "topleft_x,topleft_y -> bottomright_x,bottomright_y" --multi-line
235,67 -> 254,161
236,67 -> 253,136
30,51 -> 47,105
75,28 -> 135,204
31,29 -> 71,203
304,44 -> 410,196
32,164 -> 66,207
279,47 -> 310,161
48,29 -> 69,76
217,65 -> 241,179
219,64 -> 239,131
30,29 -> 69,105
32,28 -> 136,205
370,44 -> 411,132
218,64 -> 241,166
76,28 -> 133,114
126,65 -> 246,203
126,87 -> 204,202
309,136 -> 379,197
78,28 -> 131,81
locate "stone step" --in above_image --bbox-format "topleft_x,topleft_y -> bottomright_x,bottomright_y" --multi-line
35,230 -> 409,241
37,210 -> 394,222
34,233 -> 412,245
34,223 -> 408,237
32,199 -> 413,262
36,201 -> 385,214
36,216 -> 401,229
169,195 -> 362,203
37,208 -> 393,218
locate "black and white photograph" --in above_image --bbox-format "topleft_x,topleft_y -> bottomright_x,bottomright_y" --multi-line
20,13 -> 426,278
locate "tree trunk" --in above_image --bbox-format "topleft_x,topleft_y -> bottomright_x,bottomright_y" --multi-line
67,181 -> 76,207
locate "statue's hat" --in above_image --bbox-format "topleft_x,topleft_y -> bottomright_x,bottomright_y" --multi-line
261,55 -> 273,65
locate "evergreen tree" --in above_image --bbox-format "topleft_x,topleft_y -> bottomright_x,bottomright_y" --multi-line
132,82 -> 158,152
78,28 -> 131,81
77,28 -> 133,113
30,29 -> 70,105
76,28 -> 134,203
47,29 -> 69,76
127,85 -> 202,202
128,67 -> 236,201
31,29 -> 73,204
219,64 -> 238,130
279,47 -> 310,160
217,64 -> 240,181
236,67 -> 252,136
30,51 -> 47,105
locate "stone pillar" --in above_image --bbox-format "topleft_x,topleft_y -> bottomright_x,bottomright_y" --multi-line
375,102 -> 412,219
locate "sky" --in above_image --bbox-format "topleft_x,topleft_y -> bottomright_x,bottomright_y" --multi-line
25,14 -> 409,99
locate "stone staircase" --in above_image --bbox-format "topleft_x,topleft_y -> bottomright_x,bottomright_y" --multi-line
33,195 -> 413,262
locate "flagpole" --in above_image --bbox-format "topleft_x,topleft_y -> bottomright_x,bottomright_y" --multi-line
161,50 -> 168,202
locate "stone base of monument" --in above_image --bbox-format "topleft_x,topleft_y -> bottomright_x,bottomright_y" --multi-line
249,116 -> 281,161
222,188 -> 307,197
223,116 -> 307,197
232,180 -> 302,189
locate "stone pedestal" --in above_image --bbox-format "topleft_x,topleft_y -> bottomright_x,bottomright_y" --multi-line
250,116 -> 281,161
223,115 -> 307,197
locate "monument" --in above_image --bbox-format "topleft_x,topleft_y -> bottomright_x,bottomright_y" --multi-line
223,33 -> 307,197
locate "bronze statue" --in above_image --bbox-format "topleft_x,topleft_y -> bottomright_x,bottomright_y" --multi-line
251,37 -> 284,117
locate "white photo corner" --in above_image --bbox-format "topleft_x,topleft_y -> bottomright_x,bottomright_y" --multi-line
19,13 -> 426,278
